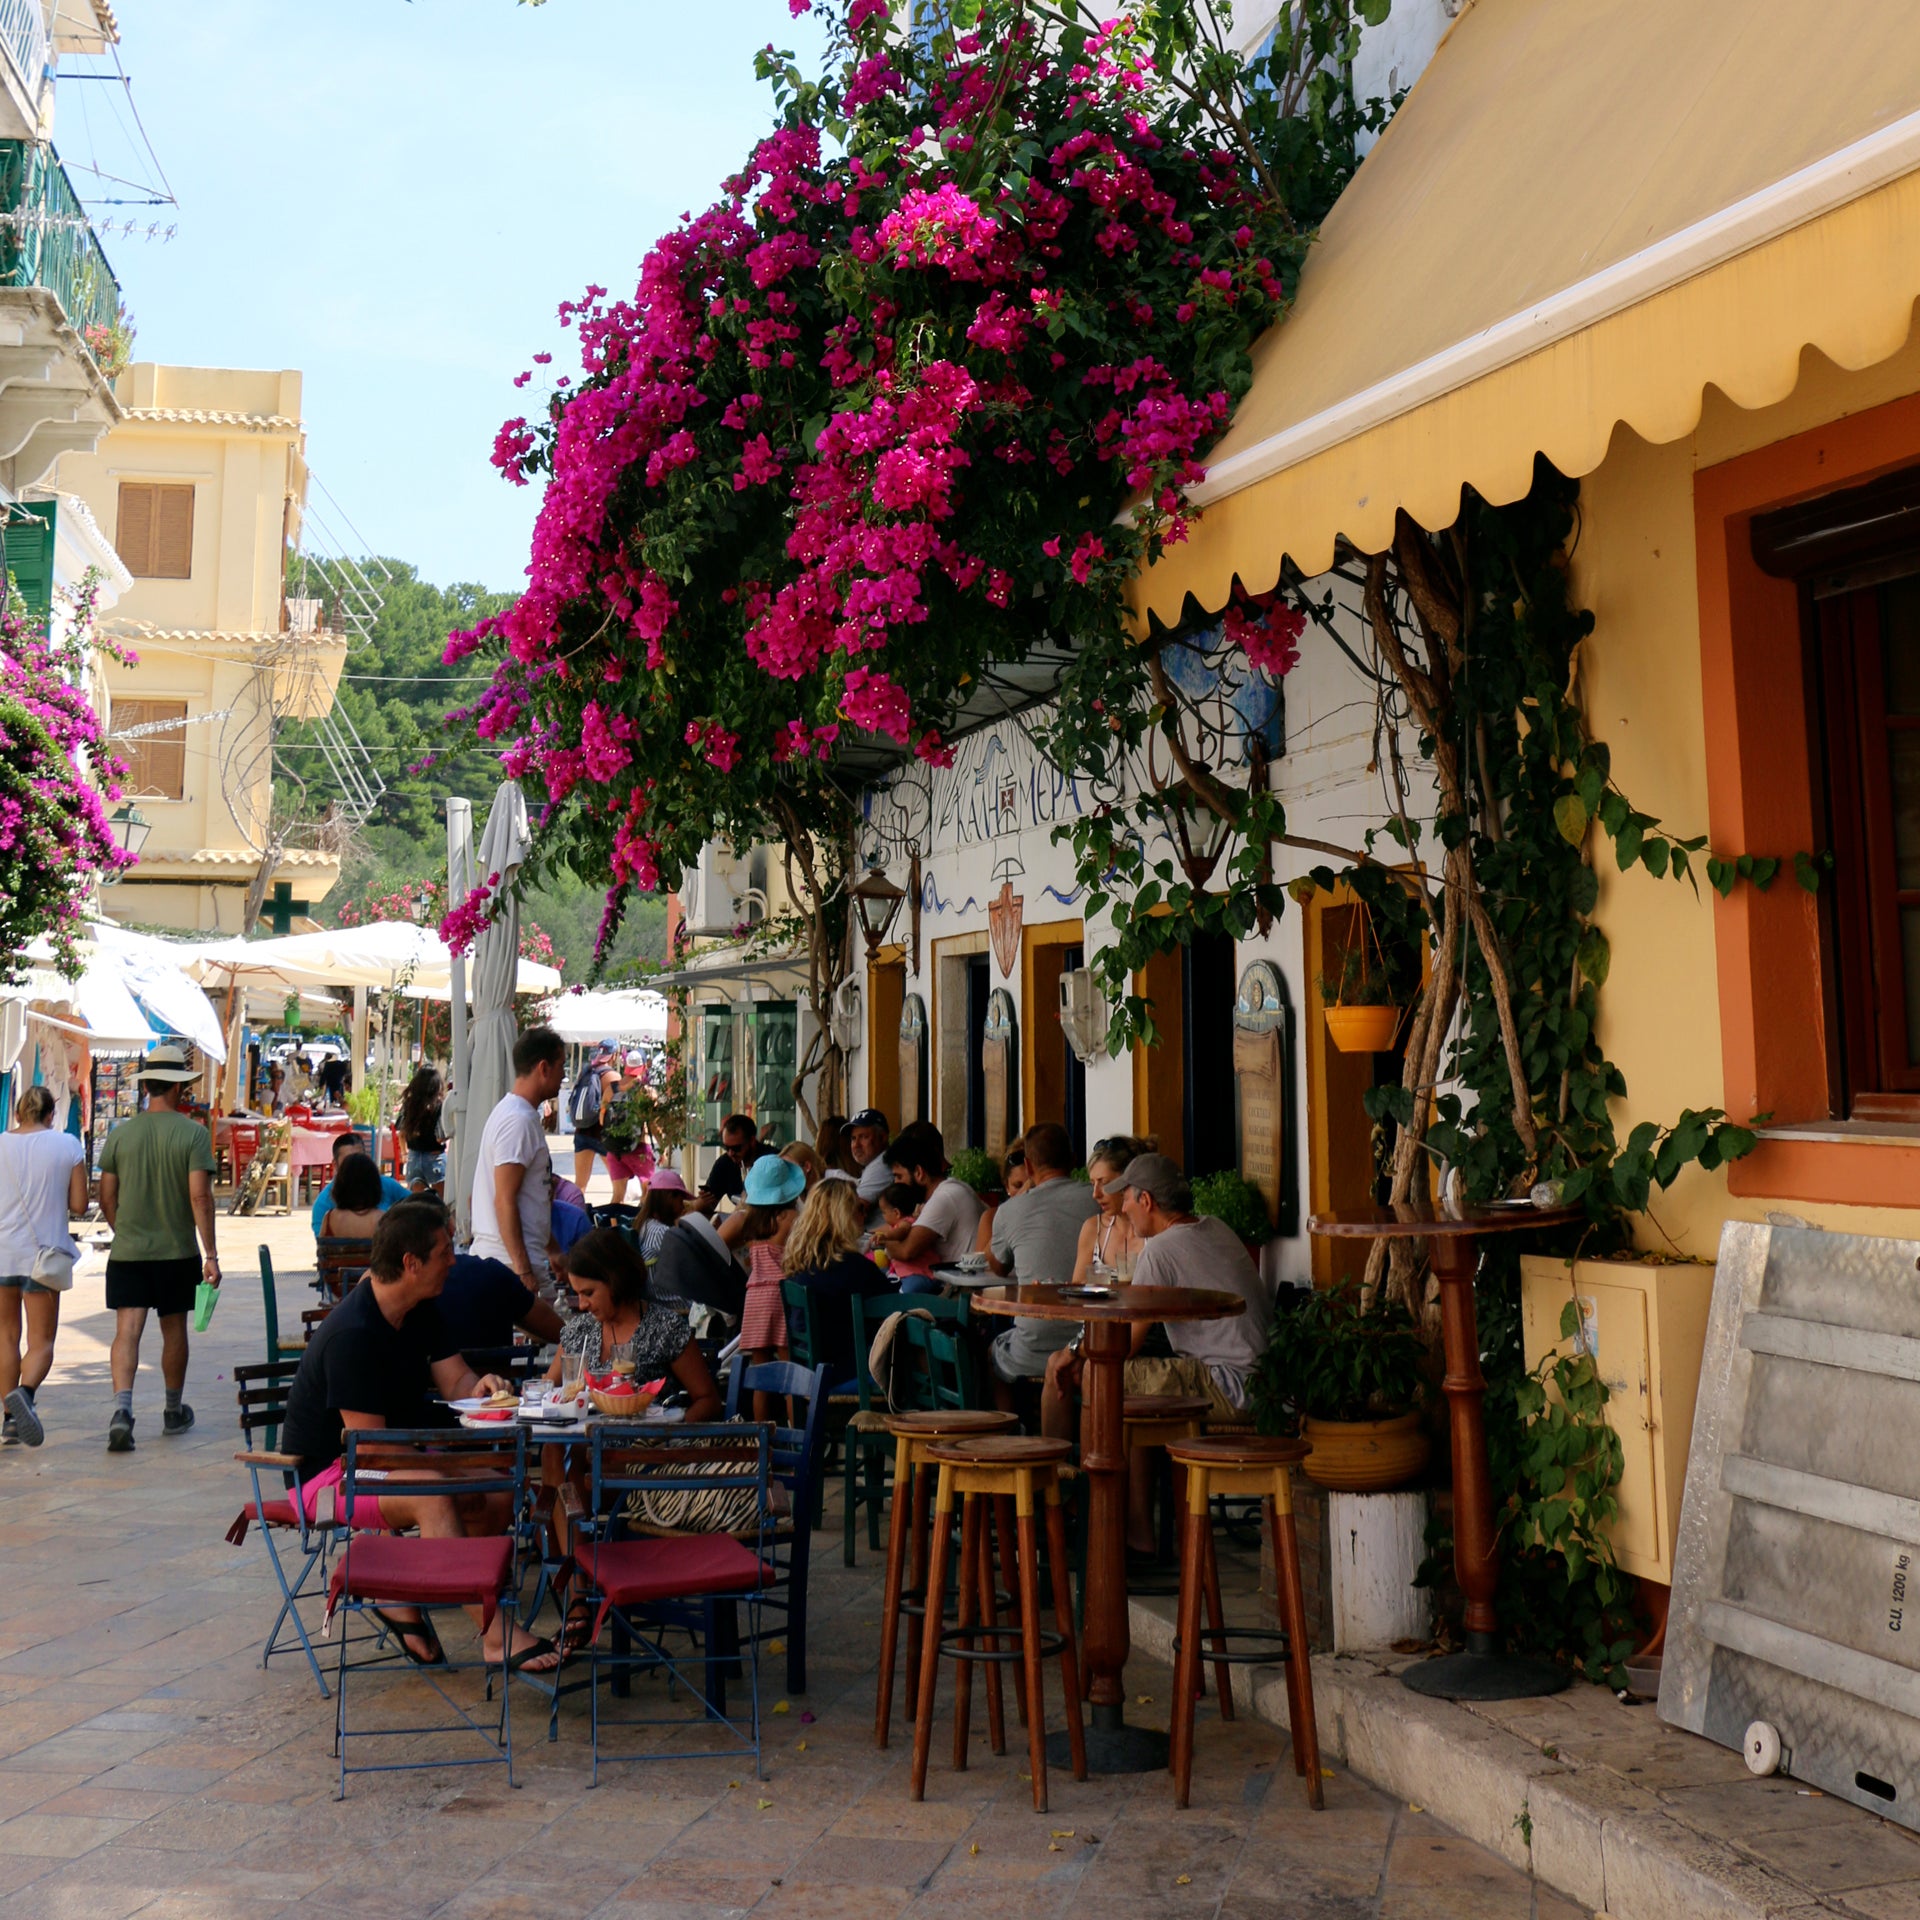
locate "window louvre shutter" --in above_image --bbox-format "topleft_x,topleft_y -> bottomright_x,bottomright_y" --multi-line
117,482 -> 153,575
153,486 -> 194,578
115,482 -> 195,578
114,698 -> 188,801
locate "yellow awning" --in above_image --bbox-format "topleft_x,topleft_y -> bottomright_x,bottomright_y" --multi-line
1135,0 -> 1920,627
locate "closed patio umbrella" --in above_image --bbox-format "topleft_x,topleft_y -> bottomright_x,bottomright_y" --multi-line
461,781 -> 531,1233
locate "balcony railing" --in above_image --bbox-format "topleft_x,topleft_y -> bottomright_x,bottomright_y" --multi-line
0,0 -> 47,108
0,139 -> 119,356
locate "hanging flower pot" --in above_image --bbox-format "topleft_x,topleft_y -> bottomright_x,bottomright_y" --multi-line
1326,1004 -> 1404,1053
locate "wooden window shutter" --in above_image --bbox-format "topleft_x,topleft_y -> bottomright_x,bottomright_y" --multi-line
116,482 -> 152,574
153,485 -> 194,577
113,698 -> 188,800
115,482 -> 194,578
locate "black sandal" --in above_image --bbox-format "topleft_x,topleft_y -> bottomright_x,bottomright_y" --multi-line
370,1608 -> 445,1667
488,1634 -> 566,1676
562,1596 -> 598,1655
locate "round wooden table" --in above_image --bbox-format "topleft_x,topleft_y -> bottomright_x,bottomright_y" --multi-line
1308,1202 -> 1583,1701
972,1282 -> 1246,1771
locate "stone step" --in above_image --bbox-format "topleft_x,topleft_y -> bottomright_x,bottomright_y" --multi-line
1129,1592 -> 1904,1920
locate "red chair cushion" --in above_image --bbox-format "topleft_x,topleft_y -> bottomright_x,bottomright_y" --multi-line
256,1498 -> 299,1529
587,1534 -> 773,1609
330,1534 -> 513,1629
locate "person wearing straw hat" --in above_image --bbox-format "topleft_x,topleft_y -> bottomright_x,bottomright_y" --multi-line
98,1043 -> 219,1452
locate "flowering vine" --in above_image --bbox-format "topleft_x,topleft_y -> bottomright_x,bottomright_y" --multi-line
0,576 -> 131,979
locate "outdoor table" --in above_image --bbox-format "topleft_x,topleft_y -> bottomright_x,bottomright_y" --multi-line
1308,1201 -> 1583,1701
971,1281 -> 1245,1772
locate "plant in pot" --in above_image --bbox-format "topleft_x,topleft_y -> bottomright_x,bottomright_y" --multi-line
1252,1282 -> 1431,1492
1191,1168 -> 1274,1263
949,1146 -> 1002,1200
1318,903 -> 1409,1054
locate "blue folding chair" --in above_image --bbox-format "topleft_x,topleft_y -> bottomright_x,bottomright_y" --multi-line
723,1358 -> 833,1695
228,1360 -> 336,1696
572,1422 -> 776,1784
330,1427 -> 530,1799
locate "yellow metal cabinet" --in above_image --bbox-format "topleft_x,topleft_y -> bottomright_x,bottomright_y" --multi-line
1518,1256 -> 1715,1586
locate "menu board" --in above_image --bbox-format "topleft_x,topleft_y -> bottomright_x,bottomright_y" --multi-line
1233,1025 -> 1283,1227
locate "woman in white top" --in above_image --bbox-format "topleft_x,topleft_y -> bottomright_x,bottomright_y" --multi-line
0,1086 -> 88,1448
1069,1135 -> 1151,1286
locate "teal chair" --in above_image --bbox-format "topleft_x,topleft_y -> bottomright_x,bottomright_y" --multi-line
841,1291 -> 976,1567
256,1245 -> 305,1452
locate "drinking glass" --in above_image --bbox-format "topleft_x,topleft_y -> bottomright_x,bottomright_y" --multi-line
560,1346 -> 585,1399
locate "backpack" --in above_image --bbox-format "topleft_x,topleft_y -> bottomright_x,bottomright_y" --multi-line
567,1065 -> 605,1132
866,1307 -> 935,1412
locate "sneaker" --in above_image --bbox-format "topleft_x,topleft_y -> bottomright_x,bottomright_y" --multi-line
4,1388 -> 42,1448
107,1408 -> 135,1452
162,1404 -> 194,1437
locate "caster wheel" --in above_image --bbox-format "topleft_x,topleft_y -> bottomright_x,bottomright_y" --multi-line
1744,1720 -> 1782,1776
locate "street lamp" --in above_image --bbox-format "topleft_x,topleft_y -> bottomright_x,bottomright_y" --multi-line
849,861 -> 906,962
107,802 -> 151,861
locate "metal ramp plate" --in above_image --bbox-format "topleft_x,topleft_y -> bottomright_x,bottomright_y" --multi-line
1662,1221 -> 1920,1827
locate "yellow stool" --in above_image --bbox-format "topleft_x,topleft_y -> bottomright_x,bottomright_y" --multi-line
1165,1434 -> 1322,1812
874,1408 -> 1017,1748
910,1435 -> 1087,1813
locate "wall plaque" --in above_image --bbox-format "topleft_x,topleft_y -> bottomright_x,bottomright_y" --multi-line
899,993 -> 928,1128
1233,960 -> 1296,1234
982,987 -> 1017,1162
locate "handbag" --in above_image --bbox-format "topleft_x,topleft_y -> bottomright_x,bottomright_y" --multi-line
29,1246 -> 75,1292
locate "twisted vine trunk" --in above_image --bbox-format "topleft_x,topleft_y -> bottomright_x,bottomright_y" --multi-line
770,794 -> 855,1139
1360,522 -> 1541,1322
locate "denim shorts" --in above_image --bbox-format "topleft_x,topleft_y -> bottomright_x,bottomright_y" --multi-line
404,1148 -> 446,1186
0,1273 -> 57,1298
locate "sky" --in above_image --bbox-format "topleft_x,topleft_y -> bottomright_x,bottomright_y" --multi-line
55,0 -> 823,593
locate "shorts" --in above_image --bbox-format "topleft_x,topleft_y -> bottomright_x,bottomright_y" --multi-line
0,1273 -> 58,1297
297,1457 -> 389,1529
572,1131 -> 608,1156
990,1317 -> 1079,1383
104,1256 -> 201,1316
404,1148 -> 446,1186
605,1148 -> 655,1182
1123,1355 -> 1244,1423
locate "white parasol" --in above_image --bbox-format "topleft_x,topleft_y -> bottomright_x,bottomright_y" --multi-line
461,781 -> 531,1230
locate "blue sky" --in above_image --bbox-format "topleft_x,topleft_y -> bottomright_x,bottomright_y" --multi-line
59,1 -> 820,592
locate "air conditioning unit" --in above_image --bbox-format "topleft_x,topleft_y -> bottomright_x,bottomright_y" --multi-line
1059,968 -> 1108,1064
680,841 -> 755,937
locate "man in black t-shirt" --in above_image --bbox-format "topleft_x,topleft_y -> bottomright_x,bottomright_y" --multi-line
280,1204 -> 561,1672
691,1112 -> 769,1214
438,1252 -> 565,1367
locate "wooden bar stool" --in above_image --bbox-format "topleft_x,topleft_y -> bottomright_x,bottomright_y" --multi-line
875,1408 -> 1018,1748
910,1435 -> 1087,1813
1124,1393 -> 1212,1567
1165,1433 -> 1322,1812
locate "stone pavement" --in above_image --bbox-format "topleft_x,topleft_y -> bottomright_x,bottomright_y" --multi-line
0,1191 -> 1584,1919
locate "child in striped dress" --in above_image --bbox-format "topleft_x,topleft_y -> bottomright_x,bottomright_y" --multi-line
735,1154 -> 810,1422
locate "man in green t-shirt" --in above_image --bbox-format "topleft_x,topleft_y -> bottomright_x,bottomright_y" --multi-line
98,1045 -> 219,1452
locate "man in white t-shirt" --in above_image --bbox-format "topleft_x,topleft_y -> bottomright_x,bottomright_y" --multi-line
876,1120 -> 984,1269
468,1027 -> 566,1296
0,1085 -> 88,1447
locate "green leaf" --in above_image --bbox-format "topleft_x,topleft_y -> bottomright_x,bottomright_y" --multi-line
1576,928 -> 1610,988
1795,850 -> 1824,893
1642,838 -> 1669,880
1553,794 -> 1589,845
1615,817 -> 1644,870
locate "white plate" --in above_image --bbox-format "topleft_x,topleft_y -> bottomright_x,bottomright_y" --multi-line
457,1411 -> 519,1429
446,1397 -> 494,1414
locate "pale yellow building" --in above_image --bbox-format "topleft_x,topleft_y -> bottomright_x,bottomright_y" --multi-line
54,363 -> 350,932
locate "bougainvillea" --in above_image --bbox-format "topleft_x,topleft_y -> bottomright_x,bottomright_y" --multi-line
0,580 -> 132,979
439,0 -> 1381,965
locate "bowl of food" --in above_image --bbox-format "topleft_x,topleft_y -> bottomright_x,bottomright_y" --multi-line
586,1365 -> 655,1417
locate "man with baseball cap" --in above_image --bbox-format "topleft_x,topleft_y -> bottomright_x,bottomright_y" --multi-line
846,1108 -> 893,1206
1042,1153 -> 1272,1536
98,1044 -> 219,1451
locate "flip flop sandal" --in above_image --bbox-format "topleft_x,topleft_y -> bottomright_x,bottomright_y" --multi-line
370,1608 -> 446,1667
489,1635 -> 566,1676
562,1597 -> 598,1655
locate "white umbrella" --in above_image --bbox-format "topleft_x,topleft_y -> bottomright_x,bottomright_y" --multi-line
542,987 -> 668,1046
462,781 -> 531,1233
445,797 -> 475,1241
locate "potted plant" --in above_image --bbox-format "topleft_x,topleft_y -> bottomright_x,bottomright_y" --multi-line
950,1146 -> 1002,1199
1254,1282 -> 1431,1492
1319,903 -> 1408,1054
1191,1167 -> 1273,1262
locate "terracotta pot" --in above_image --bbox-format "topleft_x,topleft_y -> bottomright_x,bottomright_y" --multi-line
1301,1410 -> 1430,1493
1325,1004 -> 1403,1053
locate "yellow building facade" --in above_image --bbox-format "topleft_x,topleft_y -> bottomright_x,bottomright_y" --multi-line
54,364 -> 348,933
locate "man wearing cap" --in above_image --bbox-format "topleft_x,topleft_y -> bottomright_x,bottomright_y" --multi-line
98,1045 -> 219,1451
847,1108 -> 893,1206
1042,1148 -> 1272,1443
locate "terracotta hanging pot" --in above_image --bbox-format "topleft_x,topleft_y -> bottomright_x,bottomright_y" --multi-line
1301,1411 -> 1430,1493
1325,1004 -> 1403,1053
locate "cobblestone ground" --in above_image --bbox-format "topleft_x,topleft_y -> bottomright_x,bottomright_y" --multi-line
0,1187 -> 1586,1919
